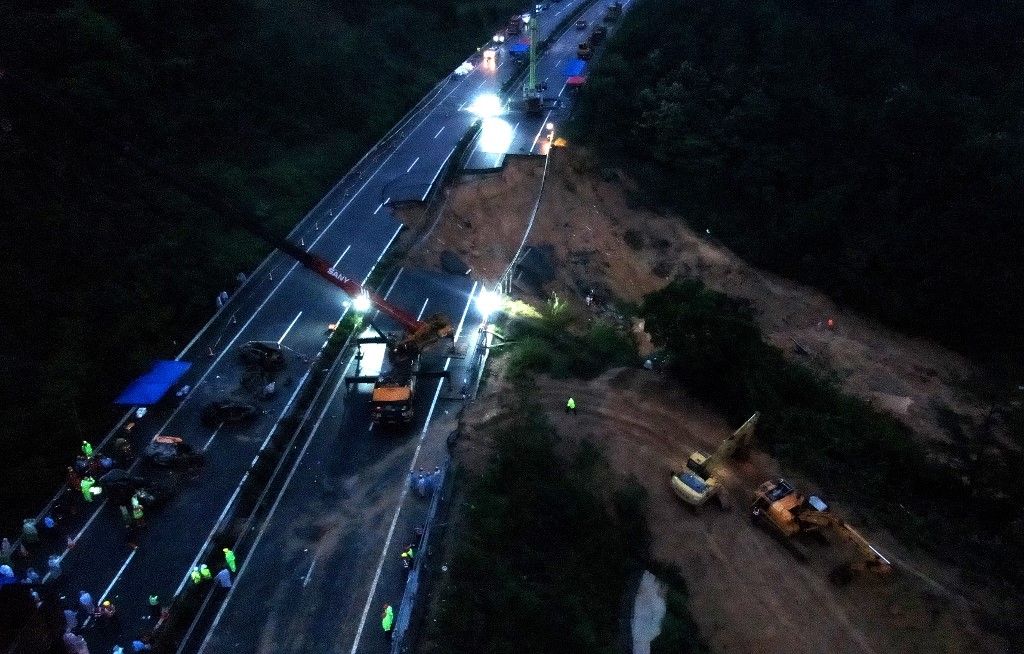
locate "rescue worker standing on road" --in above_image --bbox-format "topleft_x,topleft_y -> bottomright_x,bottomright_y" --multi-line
566,397 -> 577,415
381,604 -> 394,639
130,495 -> 144,525
223,547 -> 237,573
80,476 -> 96,502
81,441 -> 93,458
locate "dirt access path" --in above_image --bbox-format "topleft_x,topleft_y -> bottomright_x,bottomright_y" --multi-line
401,149 -> 999,453
457,368 -> 1008,653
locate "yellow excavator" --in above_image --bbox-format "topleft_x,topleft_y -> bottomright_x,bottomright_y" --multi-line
670,412 -> 760,509
751,478 -> 893,584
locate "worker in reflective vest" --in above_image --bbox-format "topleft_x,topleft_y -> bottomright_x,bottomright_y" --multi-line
381,604 -> 394,638
80,477 -> 96,502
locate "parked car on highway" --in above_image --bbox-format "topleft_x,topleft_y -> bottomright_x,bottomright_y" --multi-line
576,19 -> 587,30
143,435 -> 204,467
238,340 -> 286,371
201,399 -> 258,426
591,25 -> 608,43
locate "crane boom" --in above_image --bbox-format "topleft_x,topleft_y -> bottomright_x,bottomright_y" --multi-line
248,223 -> 434,339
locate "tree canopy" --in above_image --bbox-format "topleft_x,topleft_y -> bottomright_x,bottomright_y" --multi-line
0,0 -> 520,531
575,0 -> 1024,368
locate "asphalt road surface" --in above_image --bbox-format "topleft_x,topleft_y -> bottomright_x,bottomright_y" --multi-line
198,3 -> 632,653
6,2 -> 630,652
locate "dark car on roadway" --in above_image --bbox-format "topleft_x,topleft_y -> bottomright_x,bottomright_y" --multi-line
238,340 -> 286,371
201,399 -> 258,426
576,19 -> 587,30
143,435 -> 204,467
591,25 -> 607,43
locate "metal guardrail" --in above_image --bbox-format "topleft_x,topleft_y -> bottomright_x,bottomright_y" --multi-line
389,459 -> 453,653
385,4 -> 608,649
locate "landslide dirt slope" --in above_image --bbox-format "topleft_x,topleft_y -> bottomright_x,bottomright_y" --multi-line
401,148 -> 1012,652
458,368 -> 1008,653
404,149 -> 998,453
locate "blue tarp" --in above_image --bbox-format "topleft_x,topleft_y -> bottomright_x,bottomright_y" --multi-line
563,59 -> 586,77
508,43 -> 529,54
114,360 -> 192,406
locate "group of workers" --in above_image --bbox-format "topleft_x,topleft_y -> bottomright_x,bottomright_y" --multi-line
61,590 -> 154,653
408,466 -> 442,499
188,548 -> 237,591
1,432 -> 249,654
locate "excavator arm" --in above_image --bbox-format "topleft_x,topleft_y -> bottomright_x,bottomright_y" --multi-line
706,412 -> 760,469
797,508 -> 892,577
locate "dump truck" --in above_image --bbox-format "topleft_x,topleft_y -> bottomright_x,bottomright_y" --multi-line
370,355 -> 417,426
347,312 -> 453,429
751,478 -> 893,584
671,412 -> 759,508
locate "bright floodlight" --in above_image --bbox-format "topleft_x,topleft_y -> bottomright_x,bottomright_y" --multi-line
476,288 -> 503,317
479,117 -> 514,153
352,293 -> 372,313
468,93 -> 503,118
523,13 -> 531,24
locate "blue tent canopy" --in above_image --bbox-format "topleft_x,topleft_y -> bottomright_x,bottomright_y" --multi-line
114,360 -> 192,406
508,43 -> 529,54
563,59 -> 586,77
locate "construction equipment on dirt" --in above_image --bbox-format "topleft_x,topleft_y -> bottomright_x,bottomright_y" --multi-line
671,412 -> 759,509
751,478 -> 893,584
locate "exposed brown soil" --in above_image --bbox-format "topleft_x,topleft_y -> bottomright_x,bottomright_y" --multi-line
402,147 -> 1013,652
454,368 -> 1009,653
400,149 -> 1001,453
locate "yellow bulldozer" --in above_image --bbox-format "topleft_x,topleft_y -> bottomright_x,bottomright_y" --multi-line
670,412 -> 760,509
751,478 -> 893,584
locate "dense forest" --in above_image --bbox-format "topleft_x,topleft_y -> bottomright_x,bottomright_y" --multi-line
575,0 -> 1024,368
0,0 -> 520,531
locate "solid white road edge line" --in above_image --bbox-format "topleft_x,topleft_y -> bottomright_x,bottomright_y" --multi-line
348,281 -> 477,653
195,350 -> 358,654
531,109 -> 554,151
421,146 -> 458,201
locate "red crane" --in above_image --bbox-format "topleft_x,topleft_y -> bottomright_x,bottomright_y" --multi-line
273,237 -> 452,356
